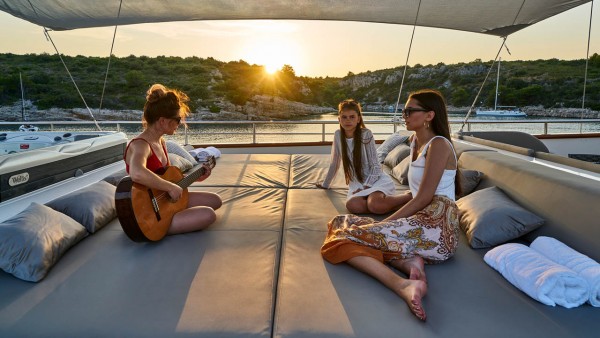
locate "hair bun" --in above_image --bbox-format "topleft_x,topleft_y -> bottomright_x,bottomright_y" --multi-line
146,84 -> 167,103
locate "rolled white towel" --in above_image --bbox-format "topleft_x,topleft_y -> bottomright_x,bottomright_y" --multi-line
205,146 -> 221,158
484,243 -> 589,308
188,148 -> 211,162
531,236 -> 600,307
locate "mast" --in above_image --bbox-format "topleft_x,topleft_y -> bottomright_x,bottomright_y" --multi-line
494,57 -> 501,110
20,72 -> 26,121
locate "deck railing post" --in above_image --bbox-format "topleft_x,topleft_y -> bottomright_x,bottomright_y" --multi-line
322,123 -> 325,142
543,123 -> 548,135
252,123 -> 256,144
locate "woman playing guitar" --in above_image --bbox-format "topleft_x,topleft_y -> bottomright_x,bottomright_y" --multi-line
123,83 -> 222,235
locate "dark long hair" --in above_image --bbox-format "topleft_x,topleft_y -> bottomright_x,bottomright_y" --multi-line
408,89 -> 462,197
338,99 -> 367,184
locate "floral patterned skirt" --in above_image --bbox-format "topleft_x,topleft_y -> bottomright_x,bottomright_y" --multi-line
321,195 -> 459,264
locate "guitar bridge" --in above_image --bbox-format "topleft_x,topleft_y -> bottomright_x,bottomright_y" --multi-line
147,189 -> 161,221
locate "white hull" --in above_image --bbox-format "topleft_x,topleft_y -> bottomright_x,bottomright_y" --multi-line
475,109 -> 527,117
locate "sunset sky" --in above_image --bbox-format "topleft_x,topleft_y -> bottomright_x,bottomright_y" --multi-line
0,3 -> 598,77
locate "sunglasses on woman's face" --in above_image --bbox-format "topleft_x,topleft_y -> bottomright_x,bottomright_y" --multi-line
170,116 -> 182,125
402,107 -> 429,117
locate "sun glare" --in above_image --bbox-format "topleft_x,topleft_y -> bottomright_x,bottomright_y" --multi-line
242,36 -> 300,75
265,63 -> 280,74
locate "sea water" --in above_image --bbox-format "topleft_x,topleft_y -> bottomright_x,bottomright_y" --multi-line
1,112 -> 599,145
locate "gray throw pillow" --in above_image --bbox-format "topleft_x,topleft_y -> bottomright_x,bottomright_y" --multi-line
458,169 -> 483,197
377,133 -> 409,163
0,203 -> 88,282
166,140 -> 197,164
46,181 -> 116,233
383,143 -> 411,168
391,156 -> 411,185
102,168 -> 128,186
168,153 -> 194,173
457,186 -> 544,249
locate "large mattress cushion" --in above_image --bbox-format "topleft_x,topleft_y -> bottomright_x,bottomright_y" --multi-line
0,229 -> 280,337
194,186 -> 287,231
196,154 -> 290,188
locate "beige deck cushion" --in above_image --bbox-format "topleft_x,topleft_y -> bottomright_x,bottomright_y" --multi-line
0,228 -> 279,337
194,186 -> 287,231
195,154 -> 290,188
289,154 -> 347,189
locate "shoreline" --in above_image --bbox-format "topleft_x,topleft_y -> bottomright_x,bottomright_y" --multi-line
0,104 -> 598,122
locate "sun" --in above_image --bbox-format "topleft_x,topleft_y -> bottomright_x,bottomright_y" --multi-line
265,63 -> 281,74
242,37 -> 300,75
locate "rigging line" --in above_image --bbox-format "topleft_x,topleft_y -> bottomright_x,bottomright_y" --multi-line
459,0 -> 526,133
26,0 -> 101,131
459,38 -> 507,133
43,29 -> 102,131
99,0 -> 124,114
392,0 -> 422,127
581,0 -> 594,133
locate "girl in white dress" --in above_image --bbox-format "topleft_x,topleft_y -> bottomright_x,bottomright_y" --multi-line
316,99 -> 406,214
321,90 -> 460,321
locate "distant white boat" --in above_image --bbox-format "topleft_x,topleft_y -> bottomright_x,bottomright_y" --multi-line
476,57 -> 527,118
476,106 -> 527,117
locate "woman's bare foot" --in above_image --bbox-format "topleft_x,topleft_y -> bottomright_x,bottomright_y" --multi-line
390,256 -> 427,284
395,279 -> 427,321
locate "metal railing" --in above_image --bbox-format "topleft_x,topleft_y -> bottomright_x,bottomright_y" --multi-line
1,119 -> 599,144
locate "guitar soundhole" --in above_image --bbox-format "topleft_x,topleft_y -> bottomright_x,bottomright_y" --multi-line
147,189 -> 161,221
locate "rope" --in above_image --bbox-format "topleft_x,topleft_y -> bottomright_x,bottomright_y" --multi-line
391,0 -> 422,128
459,0 -> 526,133
27,0 -> 102,131
43,29 -> 102,131
459,38 -> 506,132
99,0 -> 124,114
581,0 -> 594,133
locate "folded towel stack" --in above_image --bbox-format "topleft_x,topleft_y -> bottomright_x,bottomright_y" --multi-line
531,236 -> 600,307
484,243 -> 589,308
189,146 -> 221,162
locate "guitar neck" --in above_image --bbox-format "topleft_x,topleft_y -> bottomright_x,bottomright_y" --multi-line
177,157 -> 215,189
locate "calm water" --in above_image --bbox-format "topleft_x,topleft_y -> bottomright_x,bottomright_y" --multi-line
2,112 -> 599,145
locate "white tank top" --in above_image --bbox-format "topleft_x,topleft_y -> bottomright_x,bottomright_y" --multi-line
408,136 -> 457,201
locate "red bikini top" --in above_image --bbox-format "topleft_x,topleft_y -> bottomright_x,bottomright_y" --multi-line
124,138 -> 169,174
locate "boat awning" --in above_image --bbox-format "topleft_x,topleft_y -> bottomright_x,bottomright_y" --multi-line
0,0 -> 592,36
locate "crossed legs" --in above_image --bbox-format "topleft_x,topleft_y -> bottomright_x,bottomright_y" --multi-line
168,191 -> 222,235
346,191 -> 410,214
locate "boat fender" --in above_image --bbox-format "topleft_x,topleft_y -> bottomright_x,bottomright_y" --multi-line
0,136 -> 6,141
74,169 -> 84,177
54,136 -> 62,141
63,133 -> 72,138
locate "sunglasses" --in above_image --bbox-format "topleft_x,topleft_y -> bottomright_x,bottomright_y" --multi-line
169,116 -> 182,125
402,107 -> 430,117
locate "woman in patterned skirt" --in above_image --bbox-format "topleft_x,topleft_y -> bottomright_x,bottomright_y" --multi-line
321,89 -> 460,321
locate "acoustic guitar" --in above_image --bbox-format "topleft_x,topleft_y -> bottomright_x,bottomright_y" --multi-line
115,156 -> 216,242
